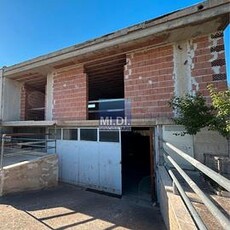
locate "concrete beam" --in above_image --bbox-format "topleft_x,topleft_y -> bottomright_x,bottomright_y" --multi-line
3,0 -> 229,77
1,120 -> 57,127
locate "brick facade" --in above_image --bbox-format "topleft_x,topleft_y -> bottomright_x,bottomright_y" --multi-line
20,85 -> 45,120
192,31 -> 227,97
124,45 -> 174,119
20,85 -> 26,120
52,65 -> 87,120
19,33 -> 227,121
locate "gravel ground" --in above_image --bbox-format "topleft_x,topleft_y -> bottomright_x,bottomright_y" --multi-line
0,183 -> 166,230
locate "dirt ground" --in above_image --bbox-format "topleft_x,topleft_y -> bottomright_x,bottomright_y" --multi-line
0,183 -> 166,230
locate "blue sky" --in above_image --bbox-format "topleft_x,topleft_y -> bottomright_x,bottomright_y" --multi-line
0,0 -> 229,83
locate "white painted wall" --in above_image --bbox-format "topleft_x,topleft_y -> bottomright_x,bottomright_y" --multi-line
162,125 -> 194,169
55,139 -> 122,195
2,78 -> 21,121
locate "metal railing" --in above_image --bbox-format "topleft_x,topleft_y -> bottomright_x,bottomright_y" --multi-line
88,98 -> 126,120
161,140 -> 230,230
0,133 -> 56,169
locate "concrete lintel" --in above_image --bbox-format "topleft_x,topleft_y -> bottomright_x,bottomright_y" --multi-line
3,1 -> 229,76
56,118 -> 173,127
1,120 -> 57,127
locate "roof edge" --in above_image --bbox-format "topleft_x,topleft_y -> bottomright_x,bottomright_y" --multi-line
3,0 -> 230,76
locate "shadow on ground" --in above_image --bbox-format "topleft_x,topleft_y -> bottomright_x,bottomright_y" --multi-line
0,183 -> 165,230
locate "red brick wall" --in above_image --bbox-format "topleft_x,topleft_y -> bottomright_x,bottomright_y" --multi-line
124,32 -> 227,120
52,65 -> 87,120
20,85 -> 26,120
20,85 -> 45,120
124,45 -> 174,119
192,31 -> 227,97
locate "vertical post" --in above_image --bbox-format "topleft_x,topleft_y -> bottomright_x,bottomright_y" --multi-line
0,134 -> 6,169
45,72 -> 53,121
0,68 -> 4,121
155,125 -> 163,203
149,127 -> 156,201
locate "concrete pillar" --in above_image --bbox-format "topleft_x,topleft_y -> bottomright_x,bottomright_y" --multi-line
0,68 -> 3,121
46,72 -> 53,120
173,40 -> 199,97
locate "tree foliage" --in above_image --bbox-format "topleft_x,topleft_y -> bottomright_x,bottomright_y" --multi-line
169,94 -> 214,135
208,84 -> 230,139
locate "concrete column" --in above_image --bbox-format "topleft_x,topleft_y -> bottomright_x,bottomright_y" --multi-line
173,40 -> 199,97
0,68 -> 3,121
46,72 -> 53,121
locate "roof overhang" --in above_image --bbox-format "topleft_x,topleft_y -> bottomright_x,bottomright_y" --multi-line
2,0 -> 230,79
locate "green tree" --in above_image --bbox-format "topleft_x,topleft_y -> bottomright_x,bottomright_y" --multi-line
169,93 -> 214,135
208,85 -> 230,156
169,85 -> 230,156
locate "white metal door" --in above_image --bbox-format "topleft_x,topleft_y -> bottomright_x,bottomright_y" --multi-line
55,129 -> 122,195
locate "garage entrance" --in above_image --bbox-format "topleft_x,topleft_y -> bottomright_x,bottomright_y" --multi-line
121,128 -> 154,201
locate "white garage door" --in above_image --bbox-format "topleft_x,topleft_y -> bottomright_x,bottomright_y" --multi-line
54,128 -> 122,195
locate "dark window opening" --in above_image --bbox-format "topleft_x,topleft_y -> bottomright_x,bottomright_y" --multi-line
99,131 -> 119,142
80,129 -> 97,141
85,55 -> 126,120
23,78 -> 46,121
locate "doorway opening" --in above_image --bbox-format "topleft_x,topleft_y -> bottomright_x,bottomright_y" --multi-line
121,127 -> 155,202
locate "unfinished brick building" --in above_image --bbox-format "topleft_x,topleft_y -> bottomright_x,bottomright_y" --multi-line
0,0 -> 229,198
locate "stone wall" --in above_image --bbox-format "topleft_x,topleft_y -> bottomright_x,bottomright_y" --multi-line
0,154 -> 58,196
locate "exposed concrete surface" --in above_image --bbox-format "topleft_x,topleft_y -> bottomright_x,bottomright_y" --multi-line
45,73 -> 53,121
0,183 -> 165,230
0,154 -> 58,196
2,78 -> 21,121
194,128 -> 228,163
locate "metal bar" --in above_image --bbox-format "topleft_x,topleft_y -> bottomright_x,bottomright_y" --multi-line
3,133 -> 50,137
0,134 -> 6,169
163,150 -> 230,230
165,142 -> 230,192
17,141 -> 46,146
11,138 -> 56,142
168,169 -> 207,230
88,109 -> 125,113
88,98 -> 125,103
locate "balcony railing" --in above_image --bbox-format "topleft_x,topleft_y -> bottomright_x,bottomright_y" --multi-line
88,98 -> 125,120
